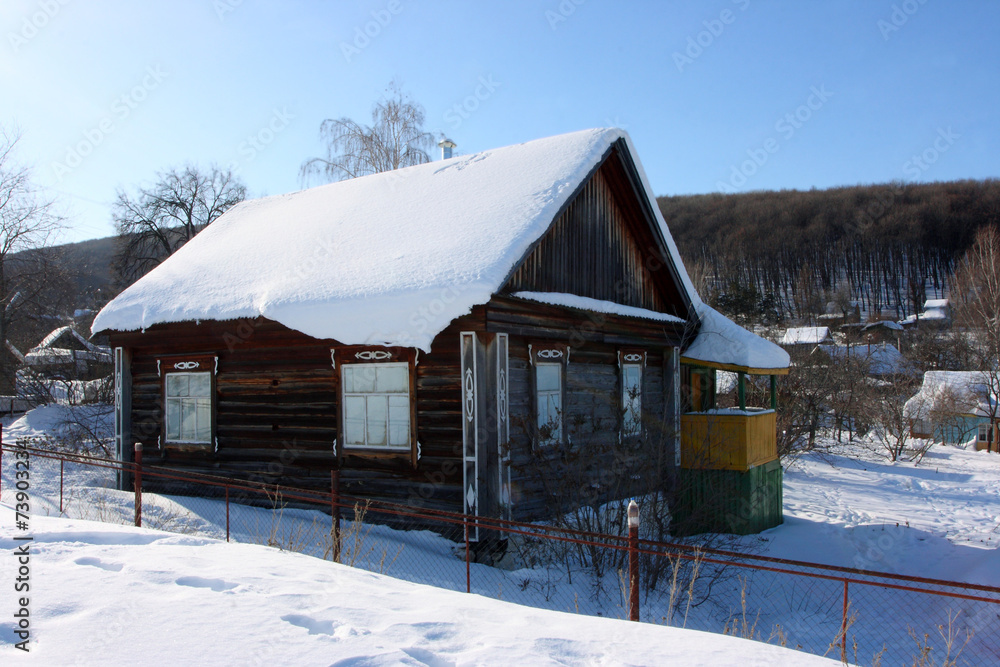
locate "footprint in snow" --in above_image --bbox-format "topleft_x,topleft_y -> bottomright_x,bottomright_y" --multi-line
281,614 -> 339,636
175,576 -> 237,592
74,557 -> 124,572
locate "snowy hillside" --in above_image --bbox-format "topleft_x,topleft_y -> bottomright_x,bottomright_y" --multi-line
0,506 -> 836,666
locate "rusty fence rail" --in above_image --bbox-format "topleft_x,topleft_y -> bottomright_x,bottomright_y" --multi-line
2,438 -> 998,665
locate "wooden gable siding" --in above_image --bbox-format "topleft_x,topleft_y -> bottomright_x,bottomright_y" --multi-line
501,148 -> 687,319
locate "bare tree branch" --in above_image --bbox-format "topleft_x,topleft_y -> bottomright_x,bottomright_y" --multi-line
113,165 -> 246,285
300,82 -> 434,186
0,125 -> 69,392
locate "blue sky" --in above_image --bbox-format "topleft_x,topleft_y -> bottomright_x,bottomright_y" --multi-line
2,0 -> 998,244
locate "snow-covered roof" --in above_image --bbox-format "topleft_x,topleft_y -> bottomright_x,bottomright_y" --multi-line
904,371 -> 998,420
32,326 -> 105,355
827,343 -> 914,377
92,128 -> 700,352
924,298 -> 948,309
780,327 -> 832,346
862,320 -> 903,332
512,292 -> 684,323
682,304 -> 790,373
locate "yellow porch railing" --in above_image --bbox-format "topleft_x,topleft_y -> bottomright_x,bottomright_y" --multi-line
680,410 -> 777,471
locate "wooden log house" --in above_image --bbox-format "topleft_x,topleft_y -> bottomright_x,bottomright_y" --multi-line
93,129 -> 790,536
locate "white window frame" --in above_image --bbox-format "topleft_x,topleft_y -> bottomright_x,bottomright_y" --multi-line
979,422 -> 994,443
164,371 -> 213,445
622,362 -> 643,437
536,362 -> 563,445
341,361 -> 412,451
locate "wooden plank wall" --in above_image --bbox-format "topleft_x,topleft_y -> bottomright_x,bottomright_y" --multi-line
502,150 -> 687,319
112,315 -> 479,514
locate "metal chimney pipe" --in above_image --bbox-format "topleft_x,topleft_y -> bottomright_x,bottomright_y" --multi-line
438,138 -> 456,160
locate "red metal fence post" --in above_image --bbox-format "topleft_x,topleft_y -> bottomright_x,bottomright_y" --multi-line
225,485 -> 230,542
628,500 -> 640,622
133,443 -> 143,528
841,580 -> 849,661
59,459 -> 64,514
331,469 -> 341,563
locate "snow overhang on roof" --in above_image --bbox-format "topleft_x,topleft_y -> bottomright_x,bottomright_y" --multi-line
91,128 -> 701,352
512,292 -> 684,324
682,304 -> 790,375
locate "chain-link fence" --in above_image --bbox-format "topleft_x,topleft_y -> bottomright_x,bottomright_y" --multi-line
3,438 -> 998,666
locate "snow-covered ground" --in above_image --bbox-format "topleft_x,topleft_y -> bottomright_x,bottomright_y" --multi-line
775,438 -> 1000,583
2,406 -> 999,664
0,506 -> 837,666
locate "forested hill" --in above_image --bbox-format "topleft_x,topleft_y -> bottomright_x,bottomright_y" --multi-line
658,179 -> 1000,322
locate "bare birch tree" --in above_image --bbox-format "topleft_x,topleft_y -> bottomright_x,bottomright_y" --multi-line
951,225 -> 1000,450
113,165 -> 245,285
300,82 -> 434,185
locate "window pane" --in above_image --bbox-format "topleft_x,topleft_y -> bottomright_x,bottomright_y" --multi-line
352,366 -> 377,393
189,373 -> 211,397
180,399 -> 197,440
342,366 -> 355,393
196,400 -> 212,442
388,396 -> 409,446
166,374 -> 188,397
366,396 -> 387,446
376,366 -> 408,393
538,391 -> 562,441
344,396 -> 366,445
624,365 -> 640,392
166,399 -> 180,439
537,364 -> 560,392
623,364 -> 642,435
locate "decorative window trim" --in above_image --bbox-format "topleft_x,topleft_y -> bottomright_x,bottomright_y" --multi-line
334,347 -> 417,466
158,355 -> 218,450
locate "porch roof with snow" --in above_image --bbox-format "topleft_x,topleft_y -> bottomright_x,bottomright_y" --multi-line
91,128 -> 787,371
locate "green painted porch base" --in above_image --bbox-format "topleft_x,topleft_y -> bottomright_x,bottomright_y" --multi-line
672,460 -> 783,536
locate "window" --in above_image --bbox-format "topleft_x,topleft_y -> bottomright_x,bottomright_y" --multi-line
622,362 -> 642,436
912,419 -> 932,437
165,372 -> 212,444
536,362 -> 563,443
979,423 -> 994,443
342,362 -> 410,449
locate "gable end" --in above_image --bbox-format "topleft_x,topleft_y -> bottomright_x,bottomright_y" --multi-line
500,141 -> 691,320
